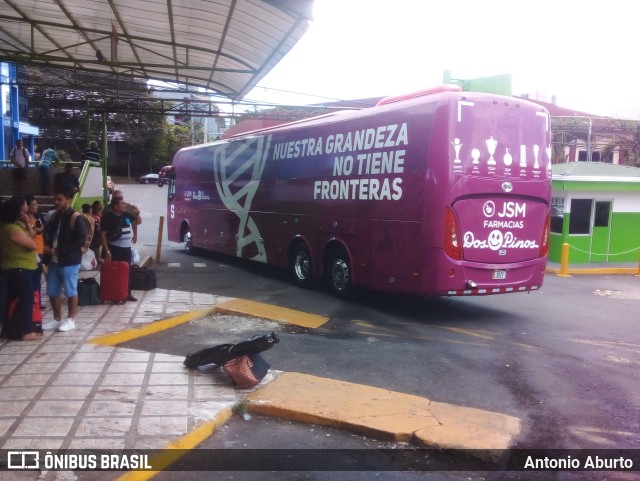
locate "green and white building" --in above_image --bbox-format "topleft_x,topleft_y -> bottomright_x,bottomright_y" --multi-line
549,162 -> 640,264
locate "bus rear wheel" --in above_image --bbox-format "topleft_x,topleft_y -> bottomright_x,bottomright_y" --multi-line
290,244 -> 313,288
328,248 -> 351,297
184,230 -> 194,254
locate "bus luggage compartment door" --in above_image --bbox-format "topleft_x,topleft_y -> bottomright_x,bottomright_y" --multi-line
454,197 -> 547,263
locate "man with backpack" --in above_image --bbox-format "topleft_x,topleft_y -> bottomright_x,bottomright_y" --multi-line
41,190 -> 87,332
9,139 -> 30,194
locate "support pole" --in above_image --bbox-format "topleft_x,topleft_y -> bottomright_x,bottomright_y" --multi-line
559,242 -> 571,277
156,216 -> 164,264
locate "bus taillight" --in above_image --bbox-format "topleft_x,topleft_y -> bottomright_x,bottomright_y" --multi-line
444,207 -> 463,260
539,212 -> 551,257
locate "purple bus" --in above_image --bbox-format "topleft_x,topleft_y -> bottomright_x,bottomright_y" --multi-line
167,86 -> 551,298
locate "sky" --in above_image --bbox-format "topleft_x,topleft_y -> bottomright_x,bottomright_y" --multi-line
245,0 -> 639,119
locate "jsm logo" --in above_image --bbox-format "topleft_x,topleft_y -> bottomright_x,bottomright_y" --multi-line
483,201 -> 526,219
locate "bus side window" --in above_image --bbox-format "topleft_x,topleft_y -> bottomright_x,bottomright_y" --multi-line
168,173 -> 176,200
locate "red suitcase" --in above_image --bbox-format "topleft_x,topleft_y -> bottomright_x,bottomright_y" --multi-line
100,261 -> 129,303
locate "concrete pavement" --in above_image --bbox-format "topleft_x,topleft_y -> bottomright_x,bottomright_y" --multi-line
17,260 -> 636,477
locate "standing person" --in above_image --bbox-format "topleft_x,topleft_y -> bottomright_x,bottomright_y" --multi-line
101,190 -> 141,247
38,144 -> 58,195
53,163 -> 80,195
0,196 -> 41,340
81,140 -> 101,169
100,196 -> 140,302
41,190 -> 86,332
90,200 -> 103,265
9,139 -> 30,195
25,195 -> 47,310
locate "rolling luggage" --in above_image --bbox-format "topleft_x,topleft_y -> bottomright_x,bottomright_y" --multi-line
3,291 -> 41,338
100,261 -> 129,303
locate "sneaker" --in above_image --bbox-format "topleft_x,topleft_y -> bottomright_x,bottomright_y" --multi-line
57,319 -> 75,332
127,295 -> 138,302
42,319 -> 62,330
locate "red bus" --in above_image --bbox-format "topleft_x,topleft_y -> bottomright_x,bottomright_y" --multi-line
166,86 -> 551,298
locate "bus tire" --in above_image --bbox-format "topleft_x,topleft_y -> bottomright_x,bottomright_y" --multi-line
184,230 -> 195,255
327,248 -> 351,298
290,244 -> 313,288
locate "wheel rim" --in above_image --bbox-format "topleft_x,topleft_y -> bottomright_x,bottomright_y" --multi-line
184,231 -> 192,253
331,259 -> 349,291
294,252 -> 310,280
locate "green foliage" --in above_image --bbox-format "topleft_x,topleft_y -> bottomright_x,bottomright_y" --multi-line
54,149 -> 72,165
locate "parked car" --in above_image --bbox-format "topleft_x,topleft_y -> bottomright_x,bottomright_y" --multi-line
158,165 -> 173,186
107,176 -> 115,194
138,173 -> 160,184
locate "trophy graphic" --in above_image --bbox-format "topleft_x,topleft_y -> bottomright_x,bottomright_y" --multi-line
519,145 -> 527,168
503,147 -> 513,166
451,138 -> 462,164
213,136 -> 271,262
471,148 -> 480,165
533,144 -> 540,169
485,136 -> 497,165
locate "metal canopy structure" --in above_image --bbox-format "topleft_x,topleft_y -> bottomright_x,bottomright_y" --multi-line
0,0 -> 312,99
551,116 -> 640,164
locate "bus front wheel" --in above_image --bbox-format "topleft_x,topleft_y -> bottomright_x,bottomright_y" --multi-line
290,244 -> 313,288
327,248 -> 351,298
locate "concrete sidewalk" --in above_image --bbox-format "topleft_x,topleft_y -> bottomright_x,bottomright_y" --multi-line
0,287 -> 253,453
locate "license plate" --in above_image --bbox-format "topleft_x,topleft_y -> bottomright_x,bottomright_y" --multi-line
492,270 -> 507,280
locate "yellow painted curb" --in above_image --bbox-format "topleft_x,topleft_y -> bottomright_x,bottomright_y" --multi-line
546,267 -> 637,275
89,308 -> 214,346
90,297 -> 327,348
216,298 -> 329,329
245,372 -> 522,449
114,407 -> 233,481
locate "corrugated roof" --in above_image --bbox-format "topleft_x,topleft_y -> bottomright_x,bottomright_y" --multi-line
552,162 -> 640,181
0,0 -> 312,100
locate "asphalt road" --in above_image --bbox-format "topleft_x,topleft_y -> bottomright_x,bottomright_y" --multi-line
114,183 -> 640,480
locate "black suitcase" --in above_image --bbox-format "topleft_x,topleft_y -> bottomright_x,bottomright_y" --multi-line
77,278 -> 100,306
129,265 -> 156,291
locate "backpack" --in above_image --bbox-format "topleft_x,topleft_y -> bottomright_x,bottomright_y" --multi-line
80,214 -> 95,253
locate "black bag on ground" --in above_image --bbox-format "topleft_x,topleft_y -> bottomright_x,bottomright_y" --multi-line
129,265 -> 156,291
183,343 -> 234,368
183,331 -> 279,369
77,278 -> 100,306
229,331 -> 279,357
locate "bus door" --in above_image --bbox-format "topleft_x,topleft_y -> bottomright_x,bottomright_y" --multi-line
591,200 -> 612,262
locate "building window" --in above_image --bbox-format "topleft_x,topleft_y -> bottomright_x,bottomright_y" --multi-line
569,199 -> 592,234
594,201 -> 611,227
578,151 -> 601,162
550,197 -> 565,234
